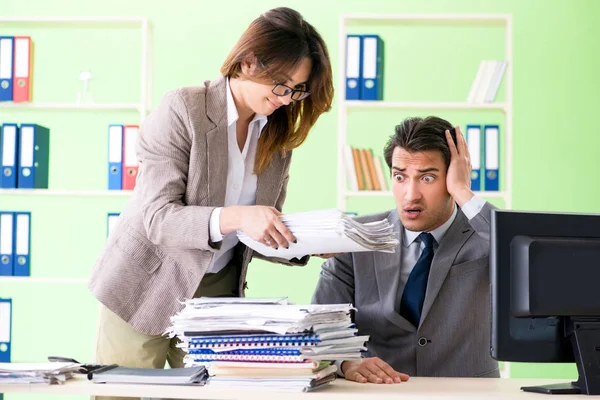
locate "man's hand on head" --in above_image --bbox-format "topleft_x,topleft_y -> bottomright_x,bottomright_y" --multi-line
341,357 -> 410,384
445,126 -> 475,207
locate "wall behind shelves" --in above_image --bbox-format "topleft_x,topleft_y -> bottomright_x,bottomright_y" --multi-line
2,0 -> 599,390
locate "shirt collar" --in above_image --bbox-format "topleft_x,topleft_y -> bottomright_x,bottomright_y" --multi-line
403,204 -> 458,247
226,78 -> 268,132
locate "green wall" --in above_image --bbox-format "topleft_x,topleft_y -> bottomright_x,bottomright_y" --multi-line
2,0 -> 599,396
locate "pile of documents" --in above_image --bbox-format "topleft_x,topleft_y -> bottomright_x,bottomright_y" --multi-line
0,362 -> 81,384
237,209 -> 399,259
166,298 -> 368,391
90,365 -> 208,386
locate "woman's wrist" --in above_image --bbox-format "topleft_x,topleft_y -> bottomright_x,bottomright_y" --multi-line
219,206 -> 242,235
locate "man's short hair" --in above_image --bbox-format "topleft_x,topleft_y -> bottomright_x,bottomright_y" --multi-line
383,116 -> 457,171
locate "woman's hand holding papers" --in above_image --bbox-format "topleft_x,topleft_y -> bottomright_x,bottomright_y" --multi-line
342,357 -> 409,384
220,205 -> 296,249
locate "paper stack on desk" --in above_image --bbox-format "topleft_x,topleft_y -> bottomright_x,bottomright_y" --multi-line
0,362 -> 81,384
237,209 -> 399,259
166,297 -> 368,391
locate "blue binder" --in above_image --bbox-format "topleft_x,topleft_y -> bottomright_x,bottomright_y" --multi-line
0,37 -> 14,102
484,125 -> 500,191
0,298 -> 11,363
0,212 -> 14,276
108,124 -> 124,190
1,123 -> 19,188
188,333 -> 321,347
466,125 -> 482,191
360,35 -> 384,101
13,211 -> 31,276
18,124 -> 50,189
189,348 -> 302,356
107,212 -> 120,237
345,35 -> 362,100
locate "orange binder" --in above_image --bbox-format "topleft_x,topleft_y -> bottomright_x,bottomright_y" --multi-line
122,125 -> 139,190
12,36 -> 32,102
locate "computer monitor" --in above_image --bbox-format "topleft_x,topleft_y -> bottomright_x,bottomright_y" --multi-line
491,209 -> 600,395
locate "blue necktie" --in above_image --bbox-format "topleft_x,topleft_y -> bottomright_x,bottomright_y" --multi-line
400,232 -> 435,327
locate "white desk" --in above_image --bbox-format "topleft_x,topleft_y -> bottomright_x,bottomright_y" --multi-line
0,377 -> 596,399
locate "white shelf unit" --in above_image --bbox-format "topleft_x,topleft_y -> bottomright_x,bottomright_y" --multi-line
0,16 -> 152,196
0,17 -> 151,285
0,16 -> 153,121
337,13 -> 513,211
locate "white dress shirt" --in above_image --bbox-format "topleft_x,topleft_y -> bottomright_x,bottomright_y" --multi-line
336,195 -> 486,377
206,79 -> 268,274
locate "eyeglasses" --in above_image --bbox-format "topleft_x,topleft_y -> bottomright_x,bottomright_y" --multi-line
258,60 -> 311,101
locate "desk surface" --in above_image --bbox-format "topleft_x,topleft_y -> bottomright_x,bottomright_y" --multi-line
0,376 -> 596,399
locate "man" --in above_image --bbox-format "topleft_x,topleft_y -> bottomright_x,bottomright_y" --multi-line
312,116 -> 499,383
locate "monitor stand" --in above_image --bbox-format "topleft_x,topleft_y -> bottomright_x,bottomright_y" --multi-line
521,318 -> 600,395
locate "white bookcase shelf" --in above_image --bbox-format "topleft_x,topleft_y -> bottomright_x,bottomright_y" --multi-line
0,189 -> 132,197
345,190 -> 509,199
0,277 -> 88,284
337,13 -> 513,211
342,13 -> 511,23
0,102 -> 144,112
345,101 -> 507,112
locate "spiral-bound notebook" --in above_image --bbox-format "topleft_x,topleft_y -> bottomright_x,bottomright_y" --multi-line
187,333 -> 320,346
189,348 -> 301,356
186,348 -> 304,363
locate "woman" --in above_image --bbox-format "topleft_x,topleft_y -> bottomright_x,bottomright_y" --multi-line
88,6 -> 333,390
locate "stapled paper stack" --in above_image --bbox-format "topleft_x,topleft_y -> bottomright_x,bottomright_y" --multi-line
0,362 -> 81,384
237,209 -> 399,259
166,298 -> 368,392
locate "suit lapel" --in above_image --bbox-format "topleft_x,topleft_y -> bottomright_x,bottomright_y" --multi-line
255,145 -> 285,207
373,211 -> 417,332
205,77 -> 228,207
420,210 -> 474,324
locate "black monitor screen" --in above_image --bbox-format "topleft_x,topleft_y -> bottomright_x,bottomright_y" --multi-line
491,209 -> 600,395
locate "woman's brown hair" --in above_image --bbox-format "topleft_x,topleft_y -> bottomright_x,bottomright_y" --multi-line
220,7 -> 334,174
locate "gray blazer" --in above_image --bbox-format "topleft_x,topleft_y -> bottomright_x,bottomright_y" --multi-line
89,77 -> 302,336
312,203 -> 499,377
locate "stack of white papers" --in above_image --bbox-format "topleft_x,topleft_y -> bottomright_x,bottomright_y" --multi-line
166,297 -> 369,391
0,362 -> 81,384
205,362 -> 337,392
237,209 -> 399,259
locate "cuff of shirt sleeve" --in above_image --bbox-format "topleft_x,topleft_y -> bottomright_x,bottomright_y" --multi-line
461,195 -> 486,220
209,207 -> 224,243
334,360 -> 345,378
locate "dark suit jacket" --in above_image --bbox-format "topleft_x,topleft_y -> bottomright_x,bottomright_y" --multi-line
312,203 -> 499,377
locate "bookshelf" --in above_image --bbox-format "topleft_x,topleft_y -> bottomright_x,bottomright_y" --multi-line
337,13 -> 512,378
0,16 -> 152,121
337,13 -> 513,211
0,17 -> 152,284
